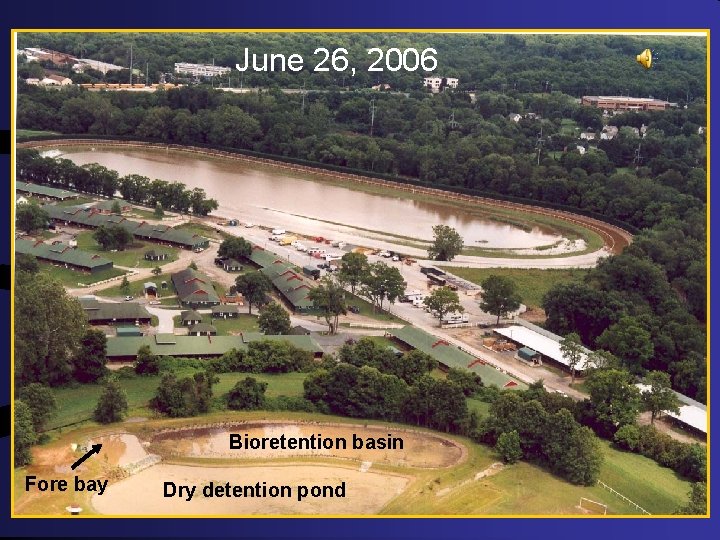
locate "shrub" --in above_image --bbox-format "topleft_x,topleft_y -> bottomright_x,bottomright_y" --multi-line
496,430 -> 522,463
93,378 -> 128,424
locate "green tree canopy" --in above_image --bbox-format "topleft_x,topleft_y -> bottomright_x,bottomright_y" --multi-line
337,252 -> 370,294
16,202 -> 49,234
227,377 -> 267,410
15,272 -> 86,387
641,370 -> 681,424
560,332 -> 585,384
585,369 -> 642,433
73,328 -> 108,383
423,286 -> 463,327
308,276 -> 347,334
428,224 -> 464,261
93,377 -> 129,424
18,383 -> 56,433
257,302 -> 291,335
479,275 -> 522,324
235,271 -> 272,315
218,236 -> 252,262
14,400 -> 37,467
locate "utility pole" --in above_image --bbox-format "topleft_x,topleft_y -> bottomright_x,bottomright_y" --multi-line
370,98 -> 376,137
633,142 -> 643,168
146,61 -> 149,86
129,44 -> 133,85
448,110 -> 460,129
301,80 -> 306,113
536,126 -> 545,166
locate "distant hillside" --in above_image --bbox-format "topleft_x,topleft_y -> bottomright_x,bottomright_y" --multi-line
17,32 -> 706,100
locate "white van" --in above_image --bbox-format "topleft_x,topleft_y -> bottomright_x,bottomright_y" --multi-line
271,228 -> 286,235
412,296 -> 426,308
269,234 -> 283,242
325,253 -> 342,262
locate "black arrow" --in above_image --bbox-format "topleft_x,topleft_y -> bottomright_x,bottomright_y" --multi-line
71,444 -> 103,470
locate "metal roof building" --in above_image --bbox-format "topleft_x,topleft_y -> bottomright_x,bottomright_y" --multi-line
44,205 -> 209,250
261,263 -> 316,313
16,238 -> 113,274
106,333 -> 323,361
636,384 -> 707,435
79,297 -> 152,325
388,326 -> 523,389
16,181 -> 77,200
495,322 -> 593,372
172,268 -> 221,308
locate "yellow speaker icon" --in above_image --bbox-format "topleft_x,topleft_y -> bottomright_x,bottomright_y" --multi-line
636,49 -> 652,69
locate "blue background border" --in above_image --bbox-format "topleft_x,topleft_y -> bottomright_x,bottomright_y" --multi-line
1,0 -> 718,537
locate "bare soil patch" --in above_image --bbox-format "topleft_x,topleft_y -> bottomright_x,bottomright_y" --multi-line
92,463 -> 410,515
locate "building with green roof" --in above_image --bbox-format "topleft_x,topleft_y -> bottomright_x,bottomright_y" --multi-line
16,181 -> 77,200
106,333 -> 323,362
79,297 -> 151,325
172,268 -> 221,308
388,326 -> 524,389
44,205 -> 209,250
16,238 -> 113,273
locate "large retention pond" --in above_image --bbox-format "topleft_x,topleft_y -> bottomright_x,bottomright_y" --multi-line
59,146 -> 562,249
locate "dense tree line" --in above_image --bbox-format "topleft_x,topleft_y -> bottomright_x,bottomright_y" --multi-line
17,149 -> 218,215
17,33 -> 705,99
304,339 -> 471,433
476,391 -> 603,485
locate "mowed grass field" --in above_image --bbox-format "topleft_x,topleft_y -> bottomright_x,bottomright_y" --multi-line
438,267 -> 589,309
46,371 -> 308,430
380,437 -> 690,516
75,231 -> 179,269
39,262 -> 126,288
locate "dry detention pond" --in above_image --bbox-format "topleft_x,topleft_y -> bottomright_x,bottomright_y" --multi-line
91,422 -> 465,515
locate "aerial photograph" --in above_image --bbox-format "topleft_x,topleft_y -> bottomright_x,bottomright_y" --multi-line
11,31 -> 707,516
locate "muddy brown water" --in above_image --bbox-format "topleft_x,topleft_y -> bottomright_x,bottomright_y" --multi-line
58,146 -> 562,249
149,422 -> 464,469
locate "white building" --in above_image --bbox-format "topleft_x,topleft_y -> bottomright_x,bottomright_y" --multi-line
576,145 -> 586,155
580,132 -> 596,141
174,62 -> 231,78
636,384 -> 707,435
601,125 -> 619,140
423,76 -> 459,93
40,74 -> 72,86
508,113 -> 522,123
24,78 -> 40,86
16,196 -> 28,205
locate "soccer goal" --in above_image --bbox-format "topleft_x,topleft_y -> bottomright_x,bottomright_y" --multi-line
579,497 -> 608,515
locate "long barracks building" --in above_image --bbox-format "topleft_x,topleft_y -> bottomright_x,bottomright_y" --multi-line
44,204 -> 209,250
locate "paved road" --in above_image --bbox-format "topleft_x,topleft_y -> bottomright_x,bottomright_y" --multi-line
146,305 -> 179,334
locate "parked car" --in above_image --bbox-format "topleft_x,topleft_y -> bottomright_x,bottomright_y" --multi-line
149,300 -> 161,305
124,295 -> 134,301
392,255 -> 400,261
379,251 -> 392,258
348,305 -> 360,314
